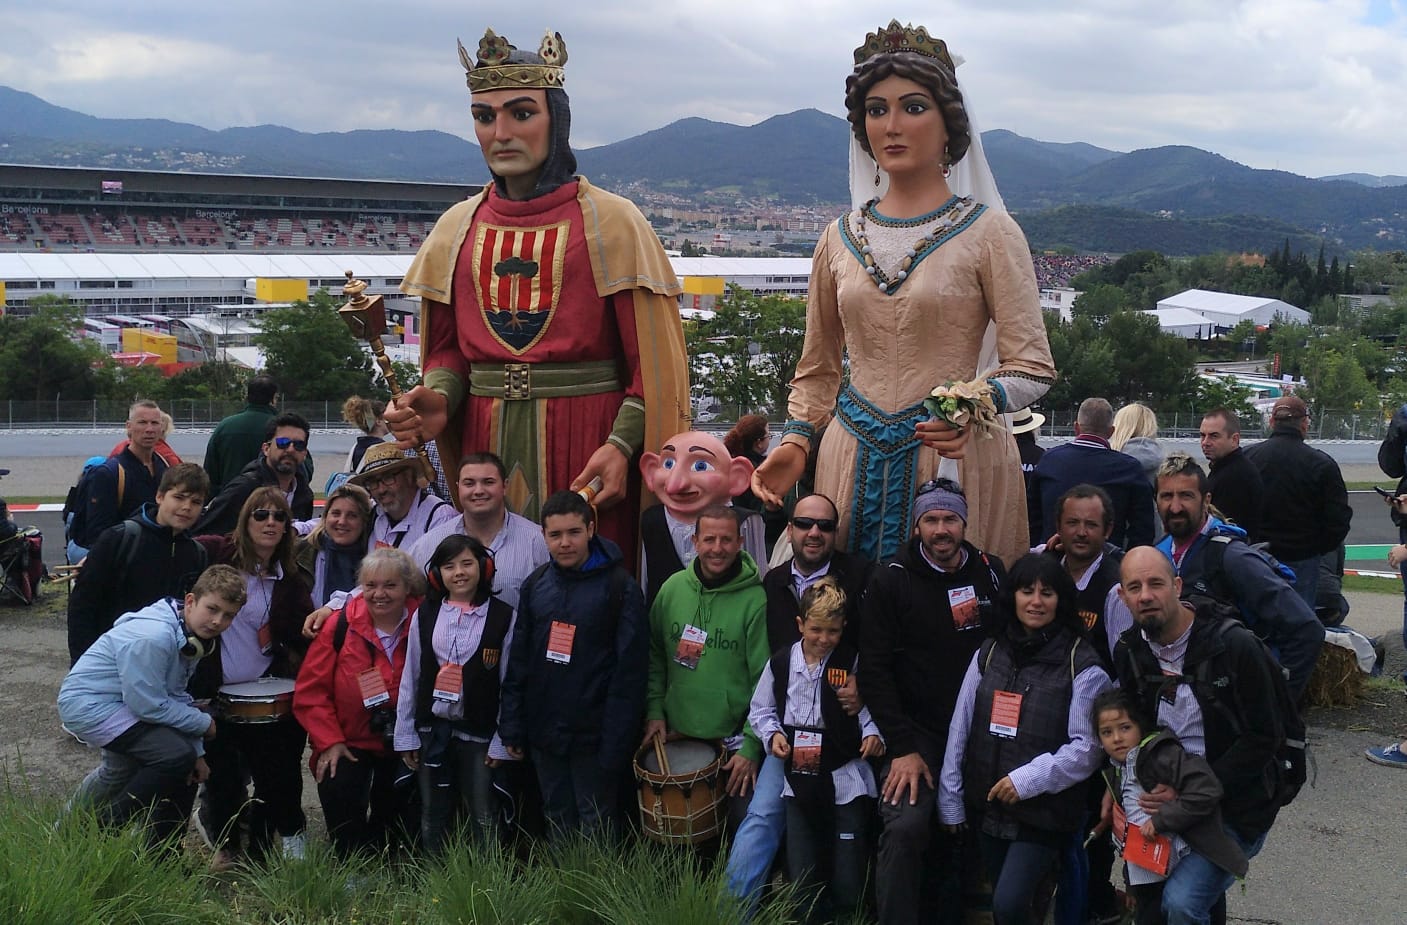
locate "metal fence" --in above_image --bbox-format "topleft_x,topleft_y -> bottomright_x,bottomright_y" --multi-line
0,400 -> 1395,440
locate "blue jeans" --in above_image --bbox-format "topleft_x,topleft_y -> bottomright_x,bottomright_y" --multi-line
724,754 -> 786,909
93,722 -> 199,848
978,832 -> 1062,925
1161,826 -> 1267,925
418,738 -> 495,854
1279,555 -> 1320,613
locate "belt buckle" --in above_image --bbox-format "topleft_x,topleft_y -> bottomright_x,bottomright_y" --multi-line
504,363 -> 531,400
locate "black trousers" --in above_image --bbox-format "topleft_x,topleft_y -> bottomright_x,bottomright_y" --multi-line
315,747 -> 415,858
202,715 -> 307,854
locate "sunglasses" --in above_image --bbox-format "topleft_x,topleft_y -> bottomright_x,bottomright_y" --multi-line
272,437 -> 308,451
251,509 -> 289,523
916,477 -> 963,496
791,516 -> 837,533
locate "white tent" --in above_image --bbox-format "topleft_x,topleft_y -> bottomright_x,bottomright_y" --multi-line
1143,307 -> 1221,338
1155,289 -> 1309,327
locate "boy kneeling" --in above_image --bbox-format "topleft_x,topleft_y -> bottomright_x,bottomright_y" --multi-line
58,565 -> 246,849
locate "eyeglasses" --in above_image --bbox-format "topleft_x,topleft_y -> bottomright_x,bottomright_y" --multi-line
790,516 -> 837,533
251,509 -> 289,523
272,437 -> 308,451
362,472 -> 402,489
916,477 -> 963,496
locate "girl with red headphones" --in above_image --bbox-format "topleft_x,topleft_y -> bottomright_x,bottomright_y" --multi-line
391,534 -> 513,853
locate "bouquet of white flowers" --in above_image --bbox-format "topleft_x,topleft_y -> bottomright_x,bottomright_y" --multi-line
922,378 -> 1002,439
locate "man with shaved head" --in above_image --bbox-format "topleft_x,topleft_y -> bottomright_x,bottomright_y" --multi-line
1112,547 -> 1286,925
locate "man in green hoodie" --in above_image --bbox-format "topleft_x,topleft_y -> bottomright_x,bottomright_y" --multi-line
643,504 -> 769,818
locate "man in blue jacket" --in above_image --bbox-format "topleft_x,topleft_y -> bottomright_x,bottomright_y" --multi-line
1029,397 -> 1154,548
1127,452 -> 1324,700
499,489 -> 647,838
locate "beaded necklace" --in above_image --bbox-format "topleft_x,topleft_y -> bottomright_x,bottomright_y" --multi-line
852,195 -> 973,292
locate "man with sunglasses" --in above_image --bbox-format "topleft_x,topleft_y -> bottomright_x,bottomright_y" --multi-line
726,492 -> 874,910
859,477 -> 1006,925
349,443 -> 457,552
198,413 -> 314,537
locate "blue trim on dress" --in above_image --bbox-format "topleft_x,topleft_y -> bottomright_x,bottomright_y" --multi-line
989,379 -> 1008,414
834,384 -> 929,561
838,200 -> 988,297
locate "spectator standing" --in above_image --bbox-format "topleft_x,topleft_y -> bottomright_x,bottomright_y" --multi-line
204,376 -> 279,493
1198,408 -> 1264,542
72,400 -> 171,551
1010,408 -> 1045,503
197,413 -> 314,536
342,396 -> 390,474
1029,398 -> 1154,549
349,444 -> 457,552
110,410 -> 182,467
1243,396 -> 1352,609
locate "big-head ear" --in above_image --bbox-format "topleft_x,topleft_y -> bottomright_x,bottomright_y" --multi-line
727,455 -> 755,497
639,452 -> 662,489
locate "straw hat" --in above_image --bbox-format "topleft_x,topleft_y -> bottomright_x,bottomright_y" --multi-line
1009,407 -> 1045,435
349,442 -> 419,485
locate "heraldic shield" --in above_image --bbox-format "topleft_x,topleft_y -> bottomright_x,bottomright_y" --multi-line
472,220 -> 569,355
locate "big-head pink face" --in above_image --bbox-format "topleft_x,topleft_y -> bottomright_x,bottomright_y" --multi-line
639,430 -> 754,519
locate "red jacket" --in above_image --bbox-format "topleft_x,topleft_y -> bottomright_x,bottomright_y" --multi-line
293,594 -> 417,763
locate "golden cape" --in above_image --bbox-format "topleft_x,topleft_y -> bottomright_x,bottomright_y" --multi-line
400,177 -> 691,506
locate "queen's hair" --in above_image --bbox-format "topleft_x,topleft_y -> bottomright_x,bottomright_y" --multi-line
845,52 -> 971,166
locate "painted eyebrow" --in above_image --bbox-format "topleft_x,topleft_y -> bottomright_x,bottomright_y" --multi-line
470,96 -> 537,110
687,446 -> 719,457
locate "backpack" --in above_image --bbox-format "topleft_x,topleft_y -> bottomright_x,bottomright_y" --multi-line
65,460 -> 125,547
1185,532 -> 1297,607
1128,594 -> 1308,809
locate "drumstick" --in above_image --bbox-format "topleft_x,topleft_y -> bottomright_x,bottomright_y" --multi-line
653,735 -> 671,776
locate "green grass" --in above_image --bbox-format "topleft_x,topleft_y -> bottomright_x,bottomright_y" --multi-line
1342,574 -> 1402,593
0,782 -> 812,925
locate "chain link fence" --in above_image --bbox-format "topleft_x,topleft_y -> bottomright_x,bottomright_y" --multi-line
1,400 -> 1394,440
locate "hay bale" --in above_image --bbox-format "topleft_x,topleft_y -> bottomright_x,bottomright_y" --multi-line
1304,642 -> 1363,708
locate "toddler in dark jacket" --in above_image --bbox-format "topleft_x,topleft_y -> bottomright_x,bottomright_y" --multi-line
1093,689 -> 1247,925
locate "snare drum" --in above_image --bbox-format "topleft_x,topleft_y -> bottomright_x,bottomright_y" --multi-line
633,737 -> 727,845
217,677 -> 296,724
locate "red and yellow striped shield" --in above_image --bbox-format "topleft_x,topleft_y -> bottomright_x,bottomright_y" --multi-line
472,220 -> 569,355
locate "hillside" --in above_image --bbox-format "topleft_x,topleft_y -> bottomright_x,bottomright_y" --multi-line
4,84 -> 1407,250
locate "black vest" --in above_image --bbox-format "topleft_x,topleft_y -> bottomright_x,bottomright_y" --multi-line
963,628 -> 1102,836
769,641 -> 863,805
641,504 -> 685,608
1073,550 -> 1123,670
413,595 -> 513,738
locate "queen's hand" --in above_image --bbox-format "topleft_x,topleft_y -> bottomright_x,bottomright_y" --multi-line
752,442 -> 807,509
915,418 -> 972,458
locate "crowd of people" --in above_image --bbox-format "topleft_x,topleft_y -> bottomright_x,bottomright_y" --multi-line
46,17 -> 1351,925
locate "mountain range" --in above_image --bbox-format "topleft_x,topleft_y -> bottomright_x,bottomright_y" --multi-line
2,85 -> 1404,254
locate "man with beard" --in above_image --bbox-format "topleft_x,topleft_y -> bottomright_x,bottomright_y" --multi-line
1112,547 -> 1286,924
725,493 -> 873,909
859,478 -> 1004,925
197,413 -> 314,537
1138,452 -> 1322,700
348,444 -> 458,552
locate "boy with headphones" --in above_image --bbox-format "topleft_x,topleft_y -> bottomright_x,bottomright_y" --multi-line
58,565 -> 247,850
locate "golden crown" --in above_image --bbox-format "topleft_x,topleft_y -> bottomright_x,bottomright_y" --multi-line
853,20 -> 954,71
457,28 -> 568,93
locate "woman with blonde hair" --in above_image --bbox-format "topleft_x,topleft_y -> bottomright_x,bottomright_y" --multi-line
1110,403 -> 1163,485
341,396 -> 389,473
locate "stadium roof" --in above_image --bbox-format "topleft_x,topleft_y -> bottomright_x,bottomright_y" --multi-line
0,252 -> 414,281
670,257 -> 814,277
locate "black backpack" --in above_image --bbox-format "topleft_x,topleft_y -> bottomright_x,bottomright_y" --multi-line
1127,593 -> 1308,809
64,460 -> 125,547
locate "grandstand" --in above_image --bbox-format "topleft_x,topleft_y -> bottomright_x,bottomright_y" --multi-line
0,164 -> 476,254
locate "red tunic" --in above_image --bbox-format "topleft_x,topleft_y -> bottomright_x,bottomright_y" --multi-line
421,180 -> 644,560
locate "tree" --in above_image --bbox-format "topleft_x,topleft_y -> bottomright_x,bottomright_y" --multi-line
254,290 -> 378,401
684,285 -> 806,417
165,361 -> 246,402
1301,348 -> 1377,413
0,295 -> 109,402
1191,375 -> 1258,423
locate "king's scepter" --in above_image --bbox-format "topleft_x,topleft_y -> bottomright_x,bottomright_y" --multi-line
337,270 -> 434,483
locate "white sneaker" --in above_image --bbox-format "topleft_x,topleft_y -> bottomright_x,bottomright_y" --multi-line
280,832 -> 307,860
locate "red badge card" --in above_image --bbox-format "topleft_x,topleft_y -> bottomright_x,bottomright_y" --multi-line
433,662 -> 463,703
989,690 -> 1023,739
547,621 -> 576,664
358,667 -> 390,708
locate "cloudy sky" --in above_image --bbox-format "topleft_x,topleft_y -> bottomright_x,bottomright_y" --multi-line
2,0 -> 1405,178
